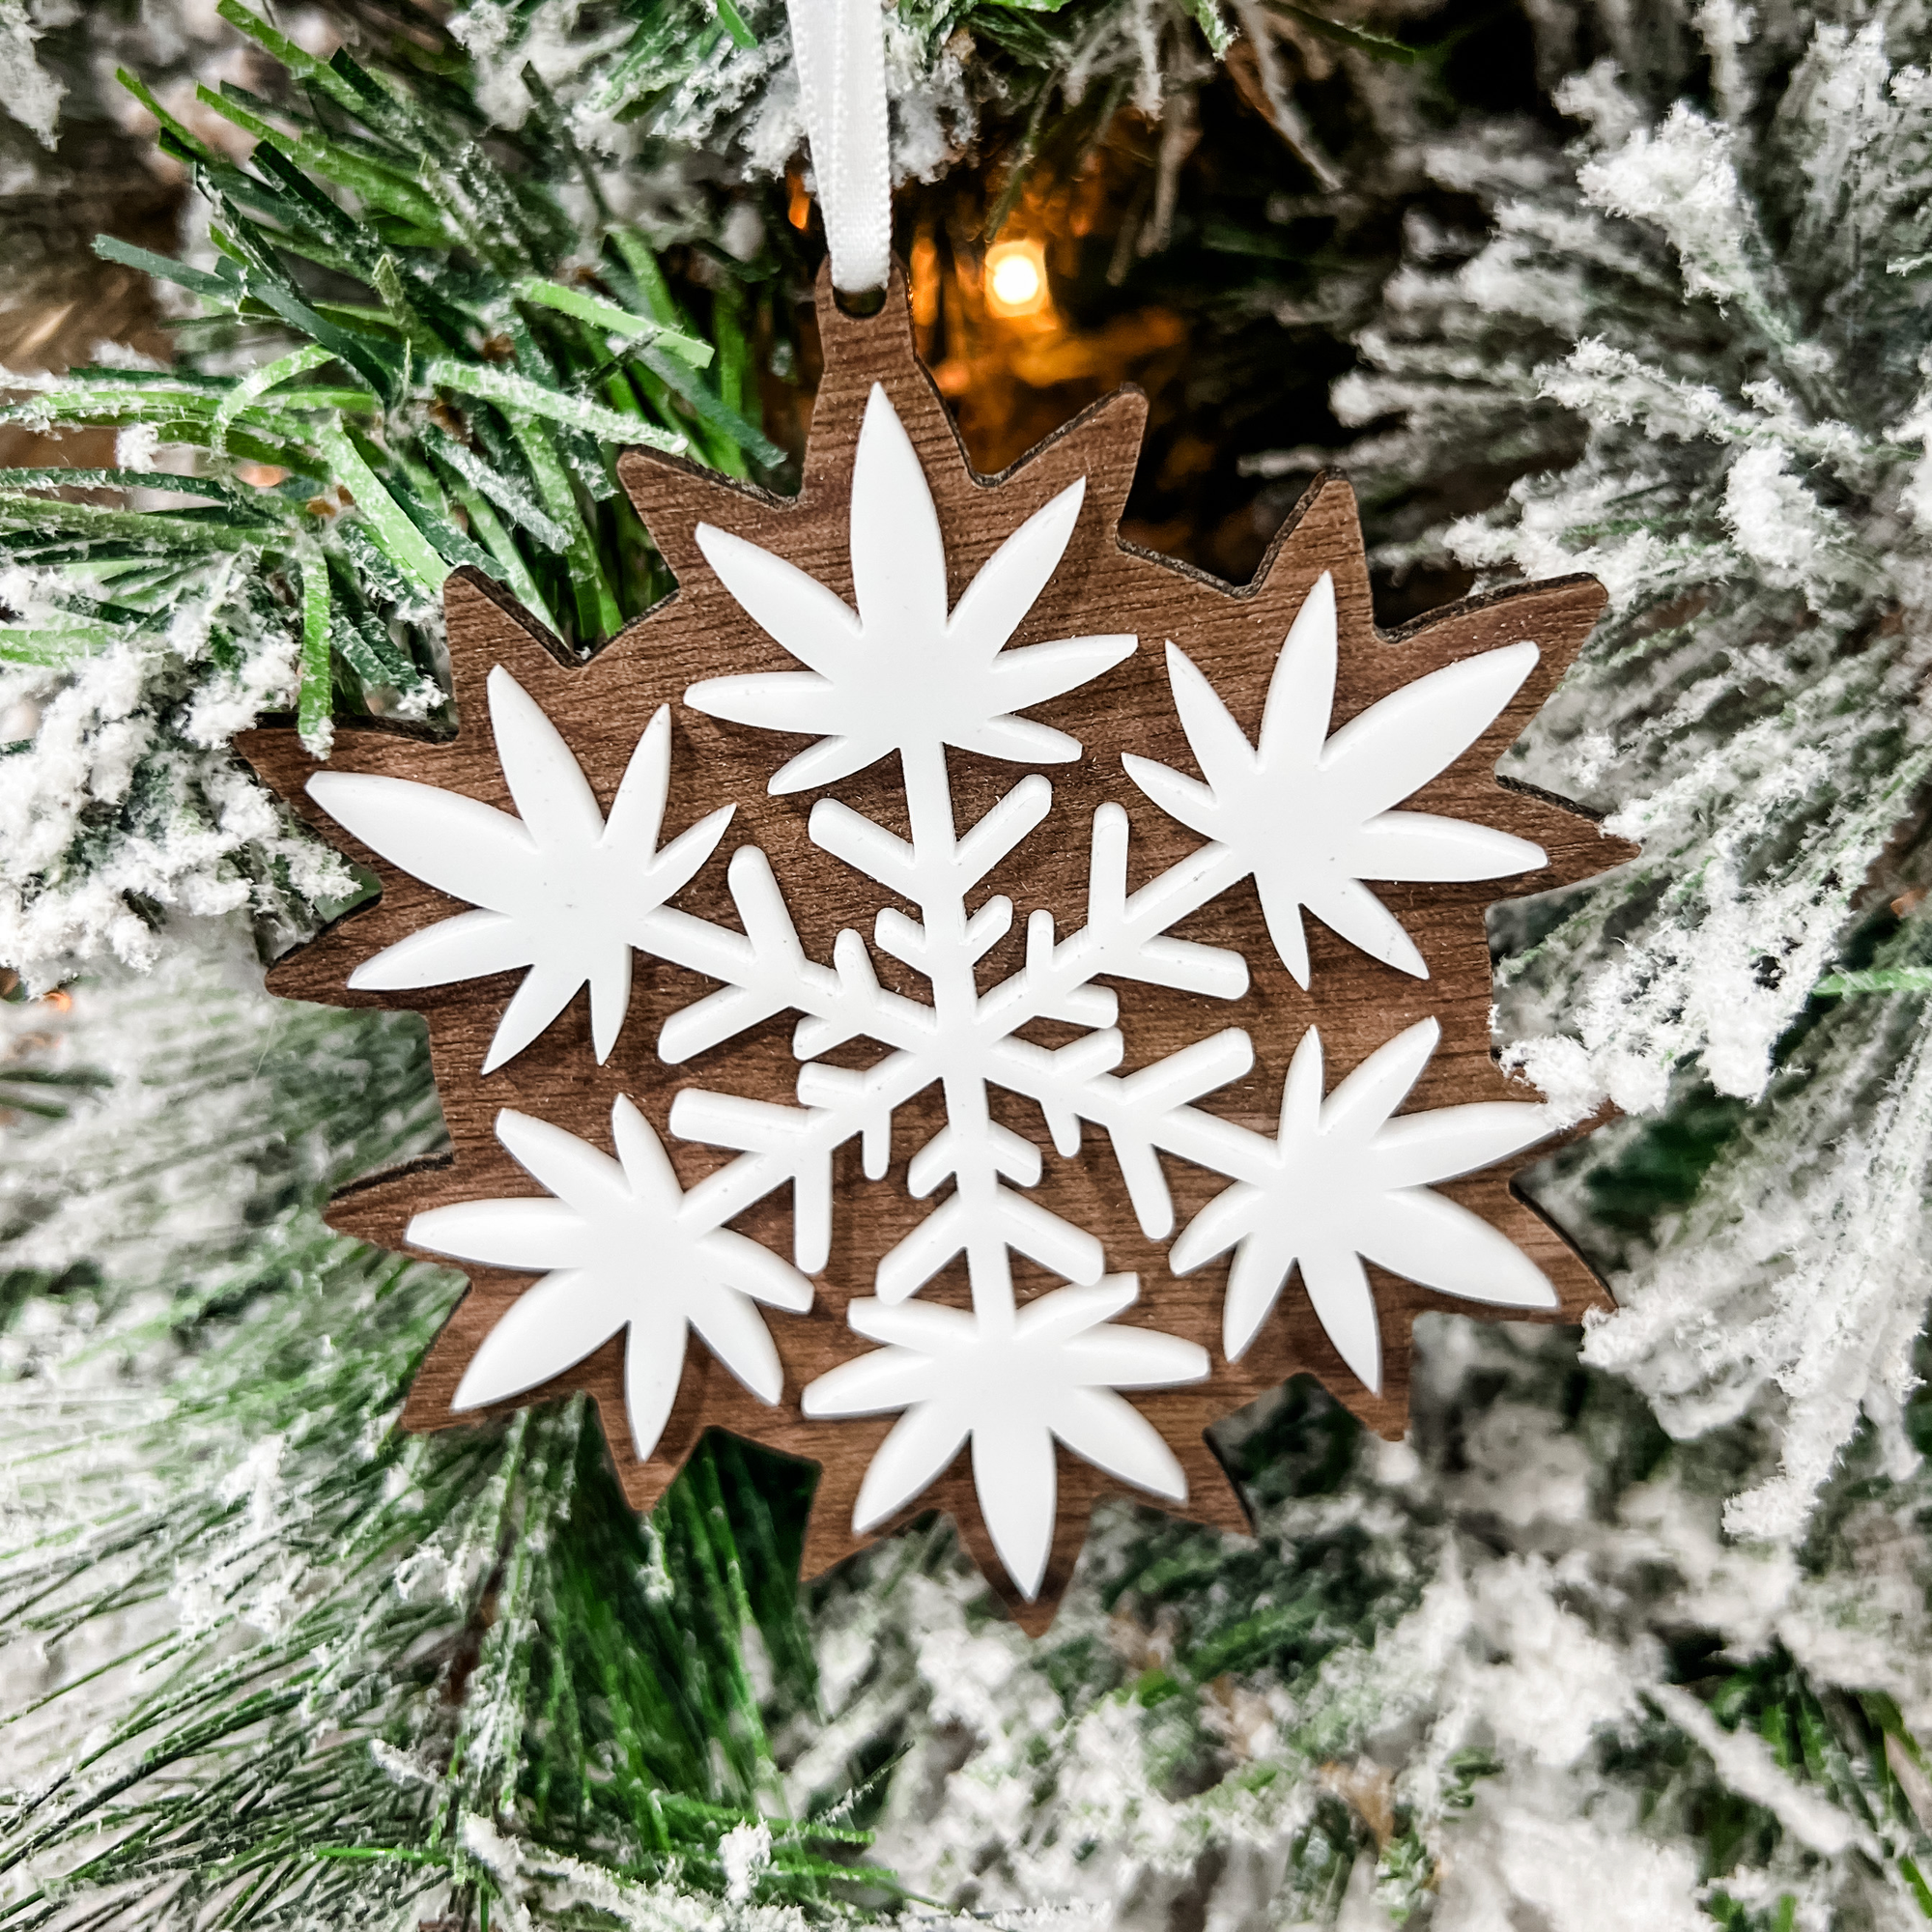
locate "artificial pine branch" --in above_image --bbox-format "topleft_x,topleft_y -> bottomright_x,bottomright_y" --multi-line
0,954 -> 905,1926
0,4 -> 806,990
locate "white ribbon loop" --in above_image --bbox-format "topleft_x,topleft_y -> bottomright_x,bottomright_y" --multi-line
786,0 -> 892,297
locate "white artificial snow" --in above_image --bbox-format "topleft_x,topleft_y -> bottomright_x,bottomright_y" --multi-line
719,1818 -> 773,1904
0,0 -> 63,148
0,551 -> 362,987
1648,1682 -> 1872,1858
452,0 -> 1196,194
1584,993 -> 1932,1542
0,927 -> 453,1825
1721,445 -> 1845,596
1577,104 -> 1767,319
1430,1787 -> 1708,1932
1423,46 -> 1932,1112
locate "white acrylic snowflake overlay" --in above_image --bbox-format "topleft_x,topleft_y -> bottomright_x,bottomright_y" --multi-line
341,383 -> 1568,1595
408,1097 -> 812,1460
307,668 -> 733,1069
803,1276 -> 1208,1599
1123,571 -> 1548,985
1170,1019 -> 1557,1394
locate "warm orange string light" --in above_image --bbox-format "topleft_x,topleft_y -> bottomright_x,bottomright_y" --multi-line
909,231 -> 941,330
913,179 -> 1183,471
983,239 -> 1050,319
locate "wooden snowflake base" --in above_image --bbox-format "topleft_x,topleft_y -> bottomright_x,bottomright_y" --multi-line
241,270 -> 1629,1630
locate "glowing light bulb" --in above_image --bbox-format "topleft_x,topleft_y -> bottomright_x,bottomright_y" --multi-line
989,250 -> 1040,309
985,240 -> 1049,318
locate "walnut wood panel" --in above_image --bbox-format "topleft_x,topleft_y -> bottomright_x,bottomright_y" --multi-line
237,265 -> 1633,1631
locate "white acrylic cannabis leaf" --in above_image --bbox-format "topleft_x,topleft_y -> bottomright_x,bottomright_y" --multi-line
1123,572 -> 1548,986
802,1276 -> 1208,1599
409,1096 -> 812,1461
1170,1017 -> 1556,1394
307,667 -> 733,1072
685,383 -> 1136,792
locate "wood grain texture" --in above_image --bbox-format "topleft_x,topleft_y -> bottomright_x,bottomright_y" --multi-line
236,265 -> 1634,1632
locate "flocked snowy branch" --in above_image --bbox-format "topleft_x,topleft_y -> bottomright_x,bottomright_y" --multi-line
1321,0 -> 1932,1552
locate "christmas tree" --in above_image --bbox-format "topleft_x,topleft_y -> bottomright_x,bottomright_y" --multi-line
5,0 -> 1932,1925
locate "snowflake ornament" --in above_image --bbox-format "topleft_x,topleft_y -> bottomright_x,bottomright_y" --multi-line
242,272 -> 1631,1624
